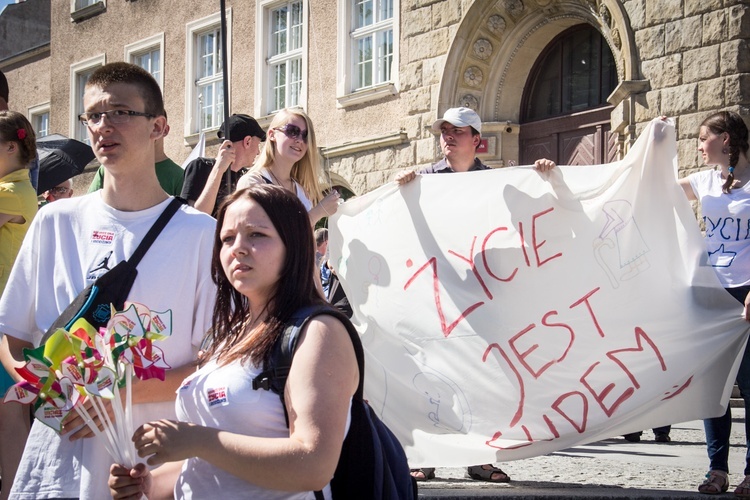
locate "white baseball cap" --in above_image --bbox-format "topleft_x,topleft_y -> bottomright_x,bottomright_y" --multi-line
431,107 -> 482,135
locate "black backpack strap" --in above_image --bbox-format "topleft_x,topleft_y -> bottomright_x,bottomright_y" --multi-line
128,197 -> 184,267
252,304 -> 365,417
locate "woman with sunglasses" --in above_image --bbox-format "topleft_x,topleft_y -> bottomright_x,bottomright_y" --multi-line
237,109 -> 340,225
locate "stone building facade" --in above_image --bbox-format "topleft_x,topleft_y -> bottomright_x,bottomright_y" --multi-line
0,0 -> 748,196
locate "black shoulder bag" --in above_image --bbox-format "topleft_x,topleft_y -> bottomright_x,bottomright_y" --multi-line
42,198 -> 183,343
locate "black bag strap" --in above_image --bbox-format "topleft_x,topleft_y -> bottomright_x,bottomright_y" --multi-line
128,197 -> 184,267
253,303 -> 365,401
252,304 -> 364,500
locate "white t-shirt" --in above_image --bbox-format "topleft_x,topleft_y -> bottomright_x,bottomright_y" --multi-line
689,168 -> 750,287
0,193 -> 217,500
174,357 -> 328,499
236,168 -> 314,211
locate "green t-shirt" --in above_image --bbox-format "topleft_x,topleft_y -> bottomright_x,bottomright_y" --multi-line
87,158 -> 185,196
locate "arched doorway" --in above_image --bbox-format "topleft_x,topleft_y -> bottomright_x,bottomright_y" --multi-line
519,25 -> 619,165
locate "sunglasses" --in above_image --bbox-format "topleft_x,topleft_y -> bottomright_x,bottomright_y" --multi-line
274,123 -> 308,143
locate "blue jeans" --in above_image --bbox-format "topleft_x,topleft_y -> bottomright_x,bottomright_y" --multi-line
704,286 -> 750,474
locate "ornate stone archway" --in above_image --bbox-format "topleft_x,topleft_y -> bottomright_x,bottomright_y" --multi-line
437,0 -> 644,165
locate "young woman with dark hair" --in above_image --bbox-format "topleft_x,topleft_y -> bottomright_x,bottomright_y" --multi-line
675,110 -> 750,496
0,110 -> 37,500
109,184 -> 358,499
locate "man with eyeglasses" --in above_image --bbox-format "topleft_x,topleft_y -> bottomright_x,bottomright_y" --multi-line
41,179 -> 73,204
181,113 -> 266,217
0,62 -> 216,499
87,111 -> 184,197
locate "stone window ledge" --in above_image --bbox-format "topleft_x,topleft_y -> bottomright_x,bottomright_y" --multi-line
184,128 -> 220,148
336,83 -> 397,109
321,130 -> 407,159
71,1 -> 106,22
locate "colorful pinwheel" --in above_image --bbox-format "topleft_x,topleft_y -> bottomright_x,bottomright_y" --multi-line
2,302 -> 173,468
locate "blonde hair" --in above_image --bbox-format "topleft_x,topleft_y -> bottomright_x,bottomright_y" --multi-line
250,108 -> 323,204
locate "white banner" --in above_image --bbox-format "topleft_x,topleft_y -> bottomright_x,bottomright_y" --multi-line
329,118 -> 750,467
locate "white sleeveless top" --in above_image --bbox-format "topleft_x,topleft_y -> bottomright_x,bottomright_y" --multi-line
174,357 -> 343,499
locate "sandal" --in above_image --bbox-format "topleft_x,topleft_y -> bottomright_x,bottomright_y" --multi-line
409,468 -> 435,481
698,470 -> 728,495
735,474 -> 750,498
467,464 -> 511,483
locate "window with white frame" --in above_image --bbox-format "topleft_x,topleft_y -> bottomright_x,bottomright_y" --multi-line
126,34 -> 165,89
352,0 -> 393,89
336,0 -> 398,107
197,28 -> 224,130
185,12 -> 230,138
76,0 -> 98,8
256,0 -> 306,116
29,104 -> 50,138
70,55 -> 105,144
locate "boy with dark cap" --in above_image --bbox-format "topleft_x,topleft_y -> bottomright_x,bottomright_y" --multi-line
181,113 -> 266,217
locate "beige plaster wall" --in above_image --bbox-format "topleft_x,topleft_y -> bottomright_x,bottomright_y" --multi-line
28,0 -> 750,197
2,50 -> 50,118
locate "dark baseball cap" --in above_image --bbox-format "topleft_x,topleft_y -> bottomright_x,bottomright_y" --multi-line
218,114 -> 266,142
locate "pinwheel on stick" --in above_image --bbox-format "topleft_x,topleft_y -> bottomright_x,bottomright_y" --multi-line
3,302 -> 172,468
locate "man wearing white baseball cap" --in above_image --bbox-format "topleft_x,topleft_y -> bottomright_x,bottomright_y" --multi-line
396,107 -> 554,184
396,107 -> 555,483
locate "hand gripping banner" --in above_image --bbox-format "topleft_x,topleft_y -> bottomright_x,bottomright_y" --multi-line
329,118 -> 750,467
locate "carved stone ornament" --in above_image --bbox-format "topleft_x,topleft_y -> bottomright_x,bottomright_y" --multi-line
460,94 -> 480,110
464,66 -> 484,87
473,39 -> 493,60
611,27 -> 621,50
505,0 -> 524,17
487,15 -> 507,35
599,3 -> 612,27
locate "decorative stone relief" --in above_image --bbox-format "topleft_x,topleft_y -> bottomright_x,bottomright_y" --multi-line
460,94 -> 480,110
611,27 -> 621,50
599,3 -> 611,27
534,0 -> 552,6
464,66 -> 484,87
473,39 -> 493,60
487,15 -> 507,36
505,0 -> 524,18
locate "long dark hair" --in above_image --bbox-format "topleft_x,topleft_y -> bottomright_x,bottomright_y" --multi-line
701,111 -> 750,194
202,184 -> 322,366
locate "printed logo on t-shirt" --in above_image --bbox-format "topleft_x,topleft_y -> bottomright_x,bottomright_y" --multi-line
86,250 -> 114,281
207,387 -> 228,407
91,230 -> 115,245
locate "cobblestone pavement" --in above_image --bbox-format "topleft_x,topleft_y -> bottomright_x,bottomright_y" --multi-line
417,407 -> 746,499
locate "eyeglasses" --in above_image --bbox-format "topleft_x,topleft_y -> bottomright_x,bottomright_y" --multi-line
49,186 -> 71,195
78,109 -> 155,127
274,124 -> 308,143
